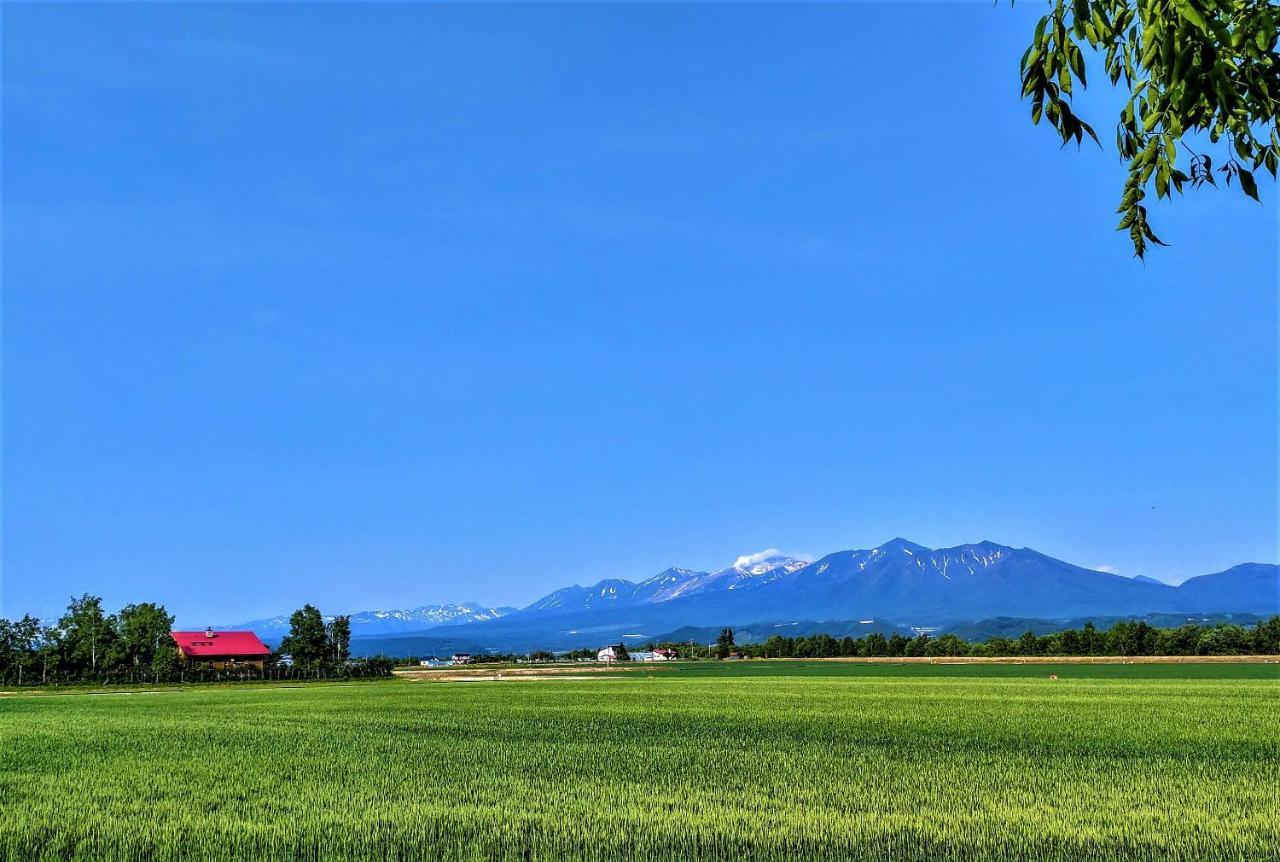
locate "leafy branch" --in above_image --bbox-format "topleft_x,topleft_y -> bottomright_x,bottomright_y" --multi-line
1020,0 -> 1280,257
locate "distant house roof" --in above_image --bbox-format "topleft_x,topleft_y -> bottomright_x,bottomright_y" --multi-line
171,631 -> 271,658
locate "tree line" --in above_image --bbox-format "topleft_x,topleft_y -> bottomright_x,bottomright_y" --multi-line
0,595 -> 391,686
411,618 -> 1280,664
715,617 -> 1280,660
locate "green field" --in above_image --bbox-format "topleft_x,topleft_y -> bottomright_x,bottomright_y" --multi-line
2,662 -> 1277,861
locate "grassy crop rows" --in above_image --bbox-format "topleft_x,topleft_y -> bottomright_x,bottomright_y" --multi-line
1,662 -> 1277,861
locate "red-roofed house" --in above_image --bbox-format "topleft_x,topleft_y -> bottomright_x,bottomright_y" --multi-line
171,628 -> 271,670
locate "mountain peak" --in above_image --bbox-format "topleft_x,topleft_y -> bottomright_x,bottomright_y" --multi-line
731,549 -> 809,575
877,538 -> 931,555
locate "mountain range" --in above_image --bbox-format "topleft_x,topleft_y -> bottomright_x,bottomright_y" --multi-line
230,603 -> 516,640
232,539 -> 1279,654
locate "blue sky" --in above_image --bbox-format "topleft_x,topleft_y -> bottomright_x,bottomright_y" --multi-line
3,3 -> 1276,624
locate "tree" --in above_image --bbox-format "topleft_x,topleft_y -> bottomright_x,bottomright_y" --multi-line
1251,615 -> 1280,653
715,627 -> 735,660
905,634 -> 932,657
1020,0 -> 1279,257
0,615 -> 42,684
1080,621 -> 1102,654
1017,630 -> 1041,656
762,635 -> 791,658
58,594 -> 116,677
886,633 -> 910,657
327,615 -> 351,663
1196,623 -> 1249,654
150,644 -> 180,681
928,634 -> 970,657
35,625 -> 62,684
279,604 -> 328,666
115,603 -> 176,671
864,632 -> 889,657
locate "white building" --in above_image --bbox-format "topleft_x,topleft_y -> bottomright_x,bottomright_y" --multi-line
597,645 -> 626,662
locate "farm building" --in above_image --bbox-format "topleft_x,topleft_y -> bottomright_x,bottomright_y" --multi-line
419,656 -> 446,667
171,628 -> 271,670
597,645 -> 627,662
451,653 -> 473,665
652,648 -> 677,661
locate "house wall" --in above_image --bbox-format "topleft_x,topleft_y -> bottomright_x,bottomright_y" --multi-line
178,650 -> 266,670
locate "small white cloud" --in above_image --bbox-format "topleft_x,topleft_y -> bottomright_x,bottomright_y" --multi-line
734,549 -> 781,568
1095,564 -> 1118,574
733,548 -> 816,568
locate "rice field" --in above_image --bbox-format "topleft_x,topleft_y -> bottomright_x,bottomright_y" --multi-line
1,662 -> 1277,861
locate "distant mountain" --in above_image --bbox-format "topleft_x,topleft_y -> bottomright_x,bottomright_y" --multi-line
936,612 -> 1271,642
1174,564 -> 1280,615
1131,574 -> 1166,585
517,553 -> 810,614
232,603 -> 516,642
343,539 -> 1278,656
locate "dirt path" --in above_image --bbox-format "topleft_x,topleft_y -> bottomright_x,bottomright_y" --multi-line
395,664 -> 678,682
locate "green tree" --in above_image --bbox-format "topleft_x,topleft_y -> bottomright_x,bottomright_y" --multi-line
1016,630 -> 1041,655
1020,0 -> 1279,257
1196,623 -> 1249,654
1251,615 -> 1280,653
35,625 -> 62,684
928,634 -> 970,657
327,615 -> 351,662
280,604 -> 328,666
0,615 -> 42,684
58,594 -> 116,677
150,644 -> 180,681
886,633 -> 910,657
1080,621 -> 1102,654
812,634 -> 839,658
715,627 -> 735,660
762,635 -> 792,658
905,634 -> 932,657
864,632 -> 889,657
115,603 -> 176,671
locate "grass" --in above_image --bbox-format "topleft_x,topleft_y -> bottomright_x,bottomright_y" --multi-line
2,662 -> 1277,860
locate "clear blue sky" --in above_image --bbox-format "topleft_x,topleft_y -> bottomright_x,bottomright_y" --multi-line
3,2 -> 1276,625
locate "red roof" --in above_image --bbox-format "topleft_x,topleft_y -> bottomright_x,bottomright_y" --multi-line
171,630 -> 271,658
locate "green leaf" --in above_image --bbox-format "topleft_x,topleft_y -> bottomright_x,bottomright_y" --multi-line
1177,2 -> 1208,34
1238,168 -> 1260,201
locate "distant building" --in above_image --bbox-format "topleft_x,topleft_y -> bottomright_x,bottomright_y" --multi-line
451,653 -> 473,665
419,656 -> 446,667
171,628 -> 271,670
630,651 -> 655,662
652,648 -> 677,661
597,645 -> 627,662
